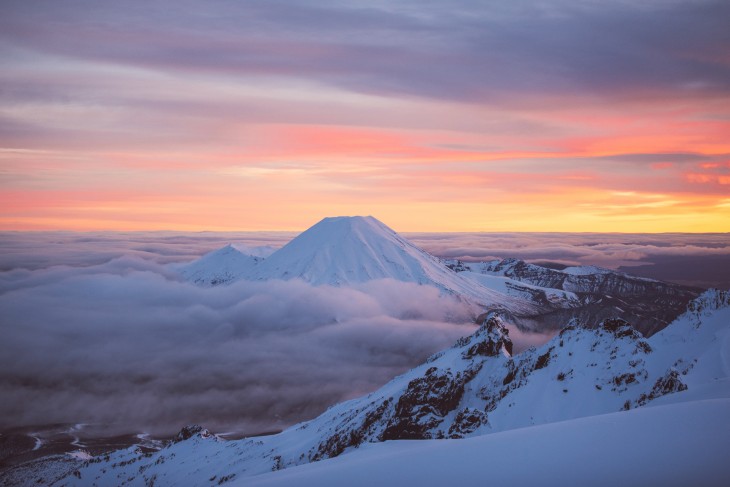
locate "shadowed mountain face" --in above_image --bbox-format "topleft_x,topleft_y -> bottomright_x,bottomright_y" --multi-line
451,258 -> 701,336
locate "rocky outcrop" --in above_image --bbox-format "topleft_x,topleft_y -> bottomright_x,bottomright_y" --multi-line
314,312 -> 660,454
381,364 -> 482,440
632,369 -> 688,408
461,316 -> 514,358
173,425 -> 213,443
685,289 -> 730,327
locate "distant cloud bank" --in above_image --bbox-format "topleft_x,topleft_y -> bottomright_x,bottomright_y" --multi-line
2,231 -> 728,287
407,232 -> 730,289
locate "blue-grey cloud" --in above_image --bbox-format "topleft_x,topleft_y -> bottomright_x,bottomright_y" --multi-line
1,0 -> 728,104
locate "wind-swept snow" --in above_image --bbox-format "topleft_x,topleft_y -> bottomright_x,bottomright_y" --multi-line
242,398 -> 730,487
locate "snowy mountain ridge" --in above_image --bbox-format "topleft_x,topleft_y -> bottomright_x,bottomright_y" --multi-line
24,289 -> 727,486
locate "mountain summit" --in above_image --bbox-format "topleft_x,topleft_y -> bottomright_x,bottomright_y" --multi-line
249,216 -> 493,300
249,216 -> 434,286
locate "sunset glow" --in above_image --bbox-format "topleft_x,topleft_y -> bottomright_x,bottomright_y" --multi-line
1,1 -> 729,232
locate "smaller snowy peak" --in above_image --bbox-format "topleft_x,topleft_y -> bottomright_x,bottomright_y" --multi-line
230,244 -> 277,259
178,244 -> 268,286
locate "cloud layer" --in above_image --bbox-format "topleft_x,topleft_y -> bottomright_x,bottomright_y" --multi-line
0,255 -> 476,436
2,230 -> 727,437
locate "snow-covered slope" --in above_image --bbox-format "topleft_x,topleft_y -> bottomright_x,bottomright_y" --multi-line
177,244 -> 274,286
35,290 -> 728,486
241,399 -> 730,487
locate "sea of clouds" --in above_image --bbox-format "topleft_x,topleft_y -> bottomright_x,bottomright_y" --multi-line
1,231 -> 727,437
0,240 -> 477,436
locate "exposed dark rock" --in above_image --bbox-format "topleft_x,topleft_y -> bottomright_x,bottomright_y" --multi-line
173,425 -> 212,443
444,260 -> 469,272
612,373 -> 638,387
502,362 -> 517,386
381,365 -> 481,441
462,316 -> 513,358
534,348 -> 553,370
448,408 -> 489,438
312,398 -> 394,462
600,318 -> 640,339
634,369 -> 688,407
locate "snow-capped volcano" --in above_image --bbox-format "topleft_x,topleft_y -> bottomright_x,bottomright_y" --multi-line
249,216 -> 463,287
176,217 -> 698,334
183,216 -> 523,312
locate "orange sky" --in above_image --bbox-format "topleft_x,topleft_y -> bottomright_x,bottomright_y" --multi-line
1,1 -> 729,232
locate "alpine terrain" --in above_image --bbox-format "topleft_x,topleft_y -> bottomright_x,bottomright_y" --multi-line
6,289 -> 727,486
1,216 -> 721,486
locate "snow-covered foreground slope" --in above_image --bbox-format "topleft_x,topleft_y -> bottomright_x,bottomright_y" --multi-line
28,290 -> 727,487
242,398 -> 730,487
